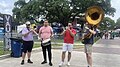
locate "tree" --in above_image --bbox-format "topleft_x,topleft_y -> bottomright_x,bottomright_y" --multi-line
12,0 -> 26,24
115,18 -> 120,29
99,17 -> 115,30
12,0 -> 116,26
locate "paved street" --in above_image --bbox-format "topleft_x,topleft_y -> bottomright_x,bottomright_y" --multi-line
0,37 -> 120,67
93,38 -> 120,54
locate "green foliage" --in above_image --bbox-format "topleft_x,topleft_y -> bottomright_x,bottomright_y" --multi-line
115,18 -> 120,29
13,0 -> 116,26
99,17 -> 115,30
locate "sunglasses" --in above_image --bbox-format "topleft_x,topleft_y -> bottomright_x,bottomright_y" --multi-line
44,22 -> 48,23
26,24 -> 30,26
68,25 -> 72,26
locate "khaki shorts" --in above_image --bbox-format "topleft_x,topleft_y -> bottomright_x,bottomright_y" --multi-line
84,44 -> 92,53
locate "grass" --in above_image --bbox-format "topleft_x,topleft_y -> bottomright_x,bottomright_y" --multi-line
33,37 -> 100,49
0,50 -> 10,55
0,37 -> 100,56
33,34 -> 100,48
0,41 -> 11,55
0,41 -> 4,55
94,37 -> 100,42
33,42 -> 40,48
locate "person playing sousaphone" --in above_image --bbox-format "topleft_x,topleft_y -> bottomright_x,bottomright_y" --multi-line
81,6 -> 104,67
82,23 -> 97,67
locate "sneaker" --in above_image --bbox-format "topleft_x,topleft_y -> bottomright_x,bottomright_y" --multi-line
21,60 -> 24,65
27,59 -> 33,64
41,61 -> 47,64
49,62 -> 53,66
67,62 -> 70,66
59,62 -> 63,66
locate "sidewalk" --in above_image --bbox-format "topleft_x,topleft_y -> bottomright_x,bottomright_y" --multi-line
0,37 -> 120,67
0,49 -> 120,67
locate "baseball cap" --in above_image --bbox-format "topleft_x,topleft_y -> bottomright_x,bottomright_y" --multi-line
25,21 -> 31,25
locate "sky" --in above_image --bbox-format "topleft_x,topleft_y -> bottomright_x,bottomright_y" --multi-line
0,0 -> 119,22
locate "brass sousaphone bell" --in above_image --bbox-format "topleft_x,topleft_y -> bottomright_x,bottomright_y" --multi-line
81,6 -> 104,43
85,6 -> 104,26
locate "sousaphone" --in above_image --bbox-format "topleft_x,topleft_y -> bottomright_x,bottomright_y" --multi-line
85,6 -> 104,26
81,6 -> 104,43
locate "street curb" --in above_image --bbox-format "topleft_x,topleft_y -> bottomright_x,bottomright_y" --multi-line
35,42 -> 84,46
0,45 -> 84,60
0,54 -> 10,60
0,48 -> 41,60
94,38 -> 101,44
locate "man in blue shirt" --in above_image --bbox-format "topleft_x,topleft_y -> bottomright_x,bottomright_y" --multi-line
83,24 -> 97,67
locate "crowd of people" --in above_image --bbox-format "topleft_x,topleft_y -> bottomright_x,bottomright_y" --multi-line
101,31 -> 117,39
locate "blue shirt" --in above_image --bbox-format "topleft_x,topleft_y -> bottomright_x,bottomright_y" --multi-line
84,29 -> 97,45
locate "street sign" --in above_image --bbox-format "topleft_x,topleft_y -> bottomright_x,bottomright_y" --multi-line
3,14 -> 12,50
3,15 -> 11,32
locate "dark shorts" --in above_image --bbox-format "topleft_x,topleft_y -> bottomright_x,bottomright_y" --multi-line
22,41 -> 34,53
